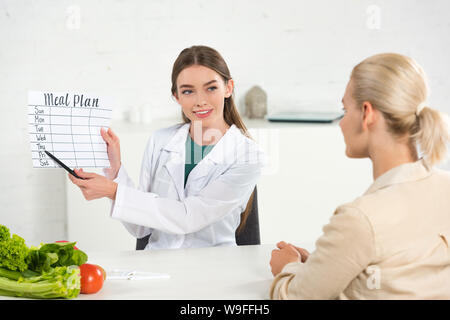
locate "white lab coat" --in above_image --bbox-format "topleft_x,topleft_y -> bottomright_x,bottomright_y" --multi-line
105,122 -> 265,250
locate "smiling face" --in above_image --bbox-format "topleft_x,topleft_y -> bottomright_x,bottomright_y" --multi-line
339,79 -> 370,158
174,64 -> 233,130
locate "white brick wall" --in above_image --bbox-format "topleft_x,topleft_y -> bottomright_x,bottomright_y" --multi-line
1,0 -> 449,246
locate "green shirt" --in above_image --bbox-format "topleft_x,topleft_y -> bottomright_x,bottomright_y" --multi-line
184,135 -> 215,187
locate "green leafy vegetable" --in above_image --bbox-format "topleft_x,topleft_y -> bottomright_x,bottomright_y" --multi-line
0,266 -> 81,299
26,242 -> 88,273
0,224 -> 89,299
0,225 -> 29,272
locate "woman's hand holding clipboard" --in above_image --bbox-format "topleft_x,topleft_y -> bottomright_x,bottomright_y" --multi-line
63,127 -> 121,201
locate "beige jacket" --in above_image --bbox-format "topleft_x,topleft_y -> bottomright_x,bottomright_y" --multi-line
270,159 -> 450,299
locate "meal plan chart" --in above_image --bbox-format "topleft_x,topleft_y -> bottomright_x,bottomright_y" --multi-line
28,91 -> 112,168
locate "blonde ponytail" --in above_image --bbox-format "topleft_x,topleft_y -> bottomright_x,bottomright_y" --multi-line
351,53 -> 450,166
413,106 -> 450,165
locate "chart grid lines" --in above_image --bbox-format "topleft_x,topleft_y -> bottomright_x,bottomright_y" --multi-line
88,106 -> 97,167
28,91 -> 112,169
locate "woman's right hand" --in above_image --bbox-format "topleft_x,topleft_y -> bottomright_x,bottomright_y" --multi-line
100,127 -> 121,180
277,241 -> 310,263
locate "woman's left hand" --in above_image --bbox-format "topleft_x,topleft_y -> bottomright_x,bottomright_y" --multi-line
270,241 -> 302,276
68,168 -> 118,201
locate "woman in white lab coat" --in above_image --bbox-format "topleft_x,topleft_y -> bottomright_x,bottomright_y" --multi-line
68,45 -> 264,250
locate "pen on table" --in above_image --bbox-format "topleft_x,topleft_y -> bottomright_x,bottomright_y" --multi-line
44,150 -> 85,180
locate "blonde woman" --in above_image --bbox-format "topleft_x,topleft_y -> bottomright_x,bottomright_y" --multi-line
270,53 -> 450,299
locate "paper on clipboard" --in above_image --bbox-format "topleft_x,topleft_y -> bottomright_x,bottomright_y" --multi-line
107,269 -> 170,280
28,90 -> 113,169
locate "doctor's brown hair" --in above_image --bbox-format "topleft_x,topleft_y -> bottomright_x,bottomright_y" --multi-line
171,45 -> 254,235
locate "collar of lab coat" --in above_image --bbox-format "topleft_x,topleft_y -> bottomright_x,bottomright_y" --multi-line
363,158 -> 432,195
162,123 -> 244,198
162,123 -> 242,162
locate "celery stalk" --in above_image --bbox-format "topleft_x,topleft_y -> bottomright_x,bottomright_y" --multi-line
0,265 -> 80,299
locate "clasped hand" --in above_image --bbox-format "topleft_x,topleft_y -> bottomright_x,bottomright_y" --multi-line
68,127 -> 121,201
270,241 -> 310,276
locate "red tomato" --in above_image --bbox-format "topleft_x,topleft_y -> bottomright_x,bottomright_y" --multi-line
98,265 -> 107,280
55,240 -> 79,250
80,263 -> 104,294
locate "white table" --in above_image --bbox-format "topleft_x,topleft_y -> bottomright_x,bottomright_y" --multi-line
77,244 -> 275,300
